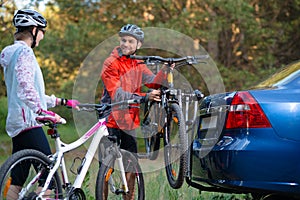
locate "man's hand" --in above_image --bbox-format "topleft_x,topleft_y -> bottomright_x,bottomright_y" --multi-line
148,89 -> 161,101
161,63 -> 175,72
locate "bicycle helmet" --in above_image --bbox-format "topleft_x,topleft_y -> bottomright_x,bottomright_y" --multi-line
119,24 -> 144,42
13,9 -> 47,29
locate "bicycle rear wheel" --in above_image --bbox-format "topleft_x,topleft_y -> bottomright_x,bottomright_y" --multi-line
0,149 -> 62,199
164,103 -> 188,189
96,149 -> 145,200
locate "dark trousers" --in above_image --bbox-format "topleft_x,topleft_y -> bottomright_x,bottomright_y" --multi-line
11,127 -> 51,186
98,127 -> 137,162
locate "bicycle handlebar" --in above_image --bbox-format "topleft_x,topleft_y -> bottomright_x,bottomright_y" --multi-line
37,100 -> 140,127
129,55 -> 209,65
78,99 -> 141,112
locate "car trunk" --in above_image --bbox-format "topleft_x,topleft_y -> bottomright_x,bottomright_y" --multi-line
188,92 -> 234,187
250,88 -> 300,141
192,92 -> 235,158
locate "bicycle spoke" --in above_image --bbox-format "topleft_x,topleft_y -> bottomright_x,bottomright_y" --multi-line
0,150 -> 62,200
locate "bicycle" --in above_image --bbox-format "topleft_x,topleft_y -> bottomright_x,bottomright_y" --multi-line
0,99 -> 145,200
130,55 -> 207,189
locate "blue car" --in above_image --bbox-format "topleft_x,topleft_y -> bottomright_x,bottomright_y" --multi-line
187,60 -> 300,200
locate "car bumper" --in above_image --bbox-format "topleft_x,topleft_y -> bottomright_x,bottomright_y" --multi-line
190,128 -> 300,194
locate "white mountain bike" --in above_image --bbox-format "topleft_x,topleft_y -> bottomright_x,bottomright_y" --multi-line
0,99 -> 144,200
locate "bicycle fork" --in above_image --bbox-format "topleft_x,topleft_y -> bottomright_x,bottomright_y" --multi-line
108,140 -> 129,195
116,150 -> 129,194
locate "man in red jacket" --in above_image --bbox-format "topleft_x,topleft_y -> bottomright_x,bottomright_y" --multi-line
100,24 -> 169,199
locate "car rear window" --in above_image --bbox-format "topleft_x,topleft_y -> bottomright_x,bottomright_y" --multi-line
253,61 -> 300,89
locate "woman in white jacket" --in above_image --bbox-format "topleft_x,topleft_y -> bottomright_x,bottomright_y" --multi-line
0,9 -> 78,199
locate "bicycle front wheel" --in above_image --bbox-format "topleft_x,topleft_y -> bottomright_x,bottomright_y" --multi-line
164,103 -> 188,189
96,149 -> 145,200
0,149 -> 62,199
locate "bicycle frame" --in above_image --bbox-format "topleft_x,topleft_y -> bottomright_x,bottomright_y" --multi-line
34,100 -> 141,198
179,90 -> 199,131
38,117 -> 111,198
159,68 -> 199,135
139,55 -> 204,153
132,55 -> 205,187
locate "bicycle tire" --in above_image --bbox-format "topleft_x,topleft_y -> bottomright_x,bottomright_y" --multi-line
0,149 -> 63,199
143,101 -> 161,160
96,149 -> 145,200
164,103 -> 188,189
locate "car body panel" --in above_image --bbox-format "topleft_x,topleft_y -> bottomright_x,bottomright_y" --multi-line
250,89 -> 300,141
189,61 -> 300,195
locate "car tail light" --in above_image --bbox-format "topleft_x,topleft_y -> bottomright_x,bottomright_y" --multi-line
225,91 -> 271,129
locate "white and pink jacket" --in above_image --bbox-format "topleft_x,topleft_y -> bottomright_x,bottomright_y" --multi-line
1,41 -> 56,137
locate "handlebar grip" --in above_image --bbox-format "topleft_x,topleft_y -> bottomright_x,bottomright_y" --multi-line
194,55 -> 209,60
60,118 -> 67,124
194,89 -> 204,101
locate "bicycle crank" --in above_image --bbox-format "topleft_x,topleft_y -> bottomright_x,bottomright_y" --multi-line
68,188 -> 86,200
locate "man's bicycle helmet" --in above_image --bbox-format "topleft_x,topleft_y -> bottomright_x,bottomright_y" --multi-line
13,9 -> 47,29
119,24 -> 144,42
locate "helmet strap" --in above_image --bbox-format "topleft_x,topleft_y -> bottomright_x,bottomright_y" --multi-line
130,41 -> 142,56
132,49 -> 138,55
131,42 -> 140,55
30,27 -> 38,48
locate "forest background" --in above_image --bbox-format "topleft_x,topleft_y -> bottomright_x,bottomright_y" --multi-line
0,0 -> 300,115
0,1 -> 299,198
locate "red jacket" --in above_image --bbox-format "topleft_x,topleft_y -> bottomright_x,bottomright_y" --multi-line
101,47 -> 166,130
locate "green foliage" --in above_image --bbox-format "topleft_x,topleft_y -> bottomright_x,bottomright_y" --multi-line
0,0 -> 299,97
0,2 -> 16,96
0,97 -> 7,135
82,170 -> 94,200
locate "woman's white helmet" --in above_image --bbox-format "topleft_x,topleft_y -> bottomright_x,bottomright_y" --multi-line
13,9 -> 47,29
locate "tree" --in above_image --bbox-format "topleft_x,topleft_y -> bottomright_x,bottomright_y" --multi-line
0,0 -> 299,97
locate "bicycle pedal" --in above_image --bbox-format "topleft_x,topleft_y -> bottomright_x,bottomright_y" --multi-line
115,189 -> 125,195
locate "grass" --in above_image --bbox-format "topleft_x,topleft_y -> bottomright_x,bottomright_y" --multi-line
0,126 -> 252,200
143,170 -> 252,200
